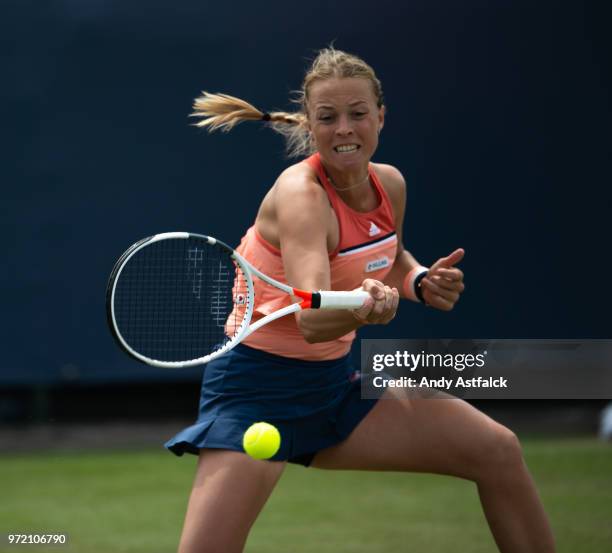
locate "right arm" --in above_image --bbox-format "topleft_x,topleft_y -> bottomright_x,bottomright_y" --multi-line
273,171 -> 398,344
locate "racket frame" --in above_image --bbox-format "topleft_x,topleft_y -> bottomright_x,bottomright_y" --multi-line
107,232 -> 369,368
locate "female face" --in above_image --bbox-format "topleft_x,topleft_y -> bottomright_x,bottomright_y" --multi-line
307,77 -> 385,173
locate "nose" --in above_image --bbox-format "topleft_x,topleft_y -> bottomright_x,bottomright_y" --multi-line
335,114 -> 353,136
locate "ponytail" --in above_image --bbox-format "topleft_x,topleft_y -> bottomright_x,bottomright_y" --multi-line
190,47 -> 384,159
190,91 -> 311,157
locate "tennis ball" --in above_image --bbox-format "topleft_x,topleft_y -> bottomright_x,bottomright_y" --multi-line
242,422 -> 281,460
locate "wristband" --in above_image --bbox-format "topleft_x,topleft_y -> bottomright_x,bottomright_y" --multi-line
403,266 -> 429,302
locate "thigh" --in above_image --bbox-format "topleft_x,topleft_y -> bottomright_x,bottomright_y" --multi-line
179,449 -> 286,553
311,388 -> 509,480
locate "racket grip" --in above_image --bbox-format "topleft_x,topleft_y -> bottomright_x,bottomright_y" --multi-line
317,290 -> 370,310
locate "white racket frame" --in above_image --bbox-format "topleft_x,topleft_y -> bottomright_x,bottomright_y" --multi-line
109,232 -> 369,368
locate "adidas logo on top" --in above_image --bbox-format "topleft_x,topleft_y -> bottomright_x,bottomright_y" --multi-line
368,221 -> 381,237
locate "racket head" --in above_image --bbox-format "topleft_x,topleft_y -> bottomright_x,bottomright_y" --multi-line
106,232 -> 254,368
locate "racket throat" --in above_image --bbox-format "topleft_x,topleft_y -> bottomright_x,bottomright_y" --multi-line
292,289 -> 369,310
291,288 -> 320,310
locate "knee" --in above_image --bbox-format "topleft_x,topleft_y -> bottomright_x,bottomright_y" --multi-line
476,424 -> 525,481
493,425 -> 524,467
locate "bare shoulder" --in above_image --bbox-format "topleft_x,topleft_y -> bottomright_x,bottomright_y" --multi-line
371,163 -> 407,218
275,161 -> 326,198
371,163 -> 406,201
273,160 -> 330,216
256,160 -> 334,248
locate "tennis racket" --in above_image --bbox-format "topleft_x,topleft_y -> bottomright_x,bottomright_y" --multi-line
106,232 -> 370,368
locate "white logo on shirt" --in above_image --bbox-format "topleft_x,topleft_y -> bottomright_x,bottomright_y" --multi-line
368,222 -> 381,237
365,256 -> 390,272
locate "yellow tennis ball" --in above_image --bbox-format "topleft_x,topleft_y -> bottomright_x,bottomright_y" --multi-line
242,422 -> 281,460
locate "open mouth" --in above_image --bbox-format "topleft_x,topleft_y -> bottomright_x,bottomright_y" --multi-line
334,144 -> 360,153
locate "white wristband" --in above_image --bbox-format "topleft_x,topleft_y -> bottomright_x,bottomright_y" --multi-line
403,266 -> 429,302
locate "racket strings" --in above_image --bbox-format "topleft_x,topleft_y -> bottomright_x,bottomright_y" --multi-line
113,237 -> 250,362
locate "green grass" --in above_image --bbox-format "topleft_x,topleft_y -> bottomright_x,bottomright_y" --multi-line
1,438 -> 611,552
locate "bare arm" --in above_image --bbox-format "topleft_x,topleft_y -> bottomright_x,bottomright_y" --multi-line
274,172 -> 397,343
374,164 -> 427,297
377,164 -> 466,309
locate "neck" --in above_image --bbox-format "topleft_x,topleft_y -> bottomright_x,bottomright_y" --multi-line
324,164 -> 370,193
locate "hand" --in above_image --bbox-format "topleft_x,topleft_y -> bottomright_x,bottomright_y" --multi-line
352,279 -> 400,324
421,249 -> 465,311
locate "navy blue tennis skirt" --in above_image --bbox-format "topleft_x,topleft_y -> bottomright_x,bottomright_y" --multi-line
165,343 -> 379,466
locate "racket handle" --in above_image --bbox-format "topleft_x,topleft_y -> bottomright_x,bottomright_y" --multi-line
317,290 -> 370,310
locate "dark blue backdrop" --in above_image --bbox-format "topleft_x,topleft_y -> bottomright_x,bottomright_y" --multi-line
2,1 -> 610,385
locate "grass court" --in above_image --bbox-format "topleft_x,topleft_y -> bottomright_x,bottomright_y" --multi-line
1,437 -> 610,552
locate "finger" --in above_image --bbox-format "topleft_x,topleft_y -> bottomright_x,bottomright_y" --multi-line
421,278 -> 460,303
369,291 -> 388,319
370,286 -> 394,321
384,288 -> 400,323
352,296 -> 374,320
422,285 -> 456,311
383,285 -> 394,313
391,287 -> 400,313
432,248 -> 465,270
361,279 -> 386,301
430,286 -> 459,305
429,275 -> 465,293
393,288 -> 399,316
425,293 -> 455,311
434,268 -> 464,282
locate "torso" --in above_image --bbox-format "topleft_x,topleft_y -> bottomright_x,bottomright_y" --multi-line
255,158 -> 401,252
228,153 -> 402,360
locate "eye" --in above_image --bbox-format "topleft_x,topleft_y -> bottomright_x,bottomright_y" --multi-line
318,114 -> 333,122
353,112 -> 367,118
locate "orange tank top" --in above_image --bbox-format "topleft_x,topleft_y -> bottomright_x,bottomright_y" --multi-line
233,152 -> 398,360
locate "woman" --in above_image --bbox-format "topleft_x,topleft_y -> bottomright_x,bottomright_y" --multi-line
166,48 -> 556,553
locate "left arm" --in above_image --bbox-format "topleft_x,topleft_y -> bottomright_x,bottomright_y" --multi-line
376,164 -> 466,310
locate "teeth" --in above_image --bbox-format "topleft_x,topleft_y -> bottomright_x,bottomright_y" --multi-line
335,144 -> 359,153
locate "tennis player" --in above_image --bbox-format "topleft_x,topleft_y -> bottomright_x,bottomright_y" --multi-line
166,48 -> 556,553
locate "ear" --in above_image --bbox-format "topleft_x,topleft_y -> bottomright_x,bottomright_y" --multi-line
308,124 -> 317,148
302,105 -> 313,131
378,105 -> 386,132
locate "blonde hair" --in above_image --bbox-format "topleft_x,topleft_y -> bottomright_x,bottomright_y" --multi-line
191,47 -> 384,158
